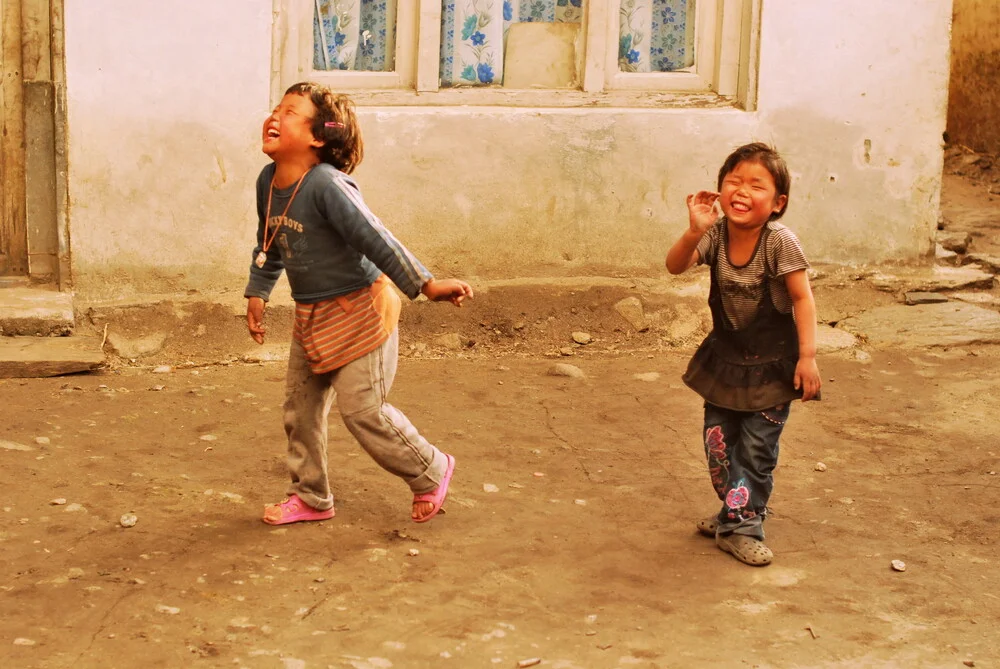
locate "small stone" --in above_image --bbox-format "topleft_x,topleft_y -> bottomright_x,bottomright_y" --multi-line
814,462 -> 828,472
155,604 -> 180,615
64,503 -> 87,513
13,638 -> 36,646
199,434 -> 218,442
890,560 -> 906,572
533,472 -> 545,478
574,499 -> 587,506
614,296 -> 649,331
483,483 -> 500,493
34,436 -> 51,446
559,347 -> 575,356
632,372 -> 660,382
935,244 -> 959,264
0,440 -> 33,451
408,548 -> 420,557
937,230 -> 972,254
433,333 -> 463,350
963,661 -> 976,667
119,514 -> 138,528
904,292 -> 948,306
966,253 -> 1000,273
149,385 -> 165,392
152,365 -> 172,374
227,617 -> 257,632
67,568 -> 85,580
50,498 -> 67,506
517,659 -> 542,668
547,363 -> 585,379
572,331 -> 592,345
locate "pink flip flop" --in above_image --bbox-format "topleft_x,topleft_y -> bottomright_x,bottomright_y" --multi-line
412,454 -> 455,523
262,494 -> 335,525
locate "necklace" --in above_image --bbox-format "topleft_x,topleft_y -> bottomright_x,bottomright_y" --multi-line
255,167 -> 311,268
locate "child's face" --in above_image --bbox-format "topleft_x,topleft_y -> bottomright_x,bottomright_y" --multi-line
719,160 -> 787,229
261,93 -> 323,160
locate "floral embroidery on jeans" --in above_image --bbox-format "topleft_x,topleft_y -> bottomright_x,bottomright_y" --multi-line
725,480 -> 750,511
705,425 -> 728,495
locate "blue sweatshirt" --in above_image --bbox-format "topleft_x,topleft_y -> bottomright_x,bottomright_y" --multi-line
244,163 -> 433,303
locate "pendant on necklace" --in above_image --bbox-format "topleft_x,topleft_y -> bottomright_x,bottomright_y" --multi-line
255,251 -> 267,268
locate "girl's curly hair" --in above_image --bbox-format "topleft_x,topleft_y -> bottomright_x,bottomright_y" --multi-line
284,81 -> 364,174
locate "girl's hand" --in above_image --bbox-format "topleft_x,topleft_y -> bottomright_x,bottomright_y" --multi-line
686,190 -> 721,234
421,279 -> 474,307
246,297 -> 266,344
794,356 -> 821,401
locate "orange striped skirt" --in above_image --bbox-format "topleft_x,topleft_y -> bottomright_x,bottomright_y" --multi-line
293,274 -> 402,374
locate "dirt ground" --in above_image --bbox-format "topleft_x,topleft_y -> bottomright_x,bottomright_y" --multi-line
2,164 -> 1000,669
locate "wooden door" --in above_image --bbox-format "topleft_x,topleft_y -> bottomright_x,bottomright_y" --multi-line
0,0 -> 27,276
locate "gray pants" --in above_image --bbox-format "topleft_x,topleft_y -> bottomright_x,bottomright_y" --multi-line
282,328 -> 447,511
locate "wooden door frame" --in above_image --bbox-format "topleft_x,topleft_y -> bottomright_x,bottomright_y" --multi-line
0,0 -> 27,276
0,0 -> 68,288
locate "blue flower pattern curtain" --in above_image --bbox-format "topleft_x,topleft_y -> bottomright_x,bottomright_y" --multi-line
440,0 -> 584,87
619,0 -> 694,72
313,0 -> 397,71
312,1 -> 692,81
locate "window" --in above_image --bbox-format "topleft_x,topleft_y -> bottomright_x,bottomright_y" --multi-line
272,0 -> 758,106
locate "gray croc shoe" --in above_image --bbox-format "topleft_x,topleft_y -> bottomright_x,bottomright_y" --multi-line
716,533 -> 773,566
696,515 -> 719,537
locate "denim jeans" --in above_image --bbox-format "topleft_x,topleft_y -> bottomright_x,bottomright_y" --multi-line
703,401 -> 790,540
281,328 -> 448,510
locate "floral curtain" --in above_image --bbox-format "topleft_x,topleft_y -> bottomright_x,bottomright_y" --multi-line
440,0 -> 585,87
619,0 -> 694,73
313,0 -> 397,72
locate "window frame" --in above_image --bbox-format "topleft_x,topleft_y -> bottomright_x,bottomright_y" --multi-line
272,0 -> 760,109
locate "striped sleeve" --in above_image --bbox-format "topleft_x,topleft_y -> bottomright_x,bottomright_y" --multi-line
320,174 -> 433,300
695,221 -> 723,266
766,224 -> 810,277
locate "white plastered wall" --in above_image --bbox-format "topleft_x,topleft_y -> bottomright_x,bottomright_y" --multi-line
64,0 -> 952,302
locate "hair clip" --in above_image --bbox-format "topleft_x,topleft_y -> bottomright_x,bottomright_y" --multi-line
325,121 -> 345,128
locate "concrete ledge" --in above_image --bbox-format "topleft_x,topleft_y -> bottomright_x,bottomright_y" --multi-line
0,336 -> 105,378
0,287 -> 74,335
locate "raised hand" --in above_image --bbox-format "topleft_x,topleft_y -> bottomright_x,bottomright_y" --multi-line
686,190 -> 721,234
